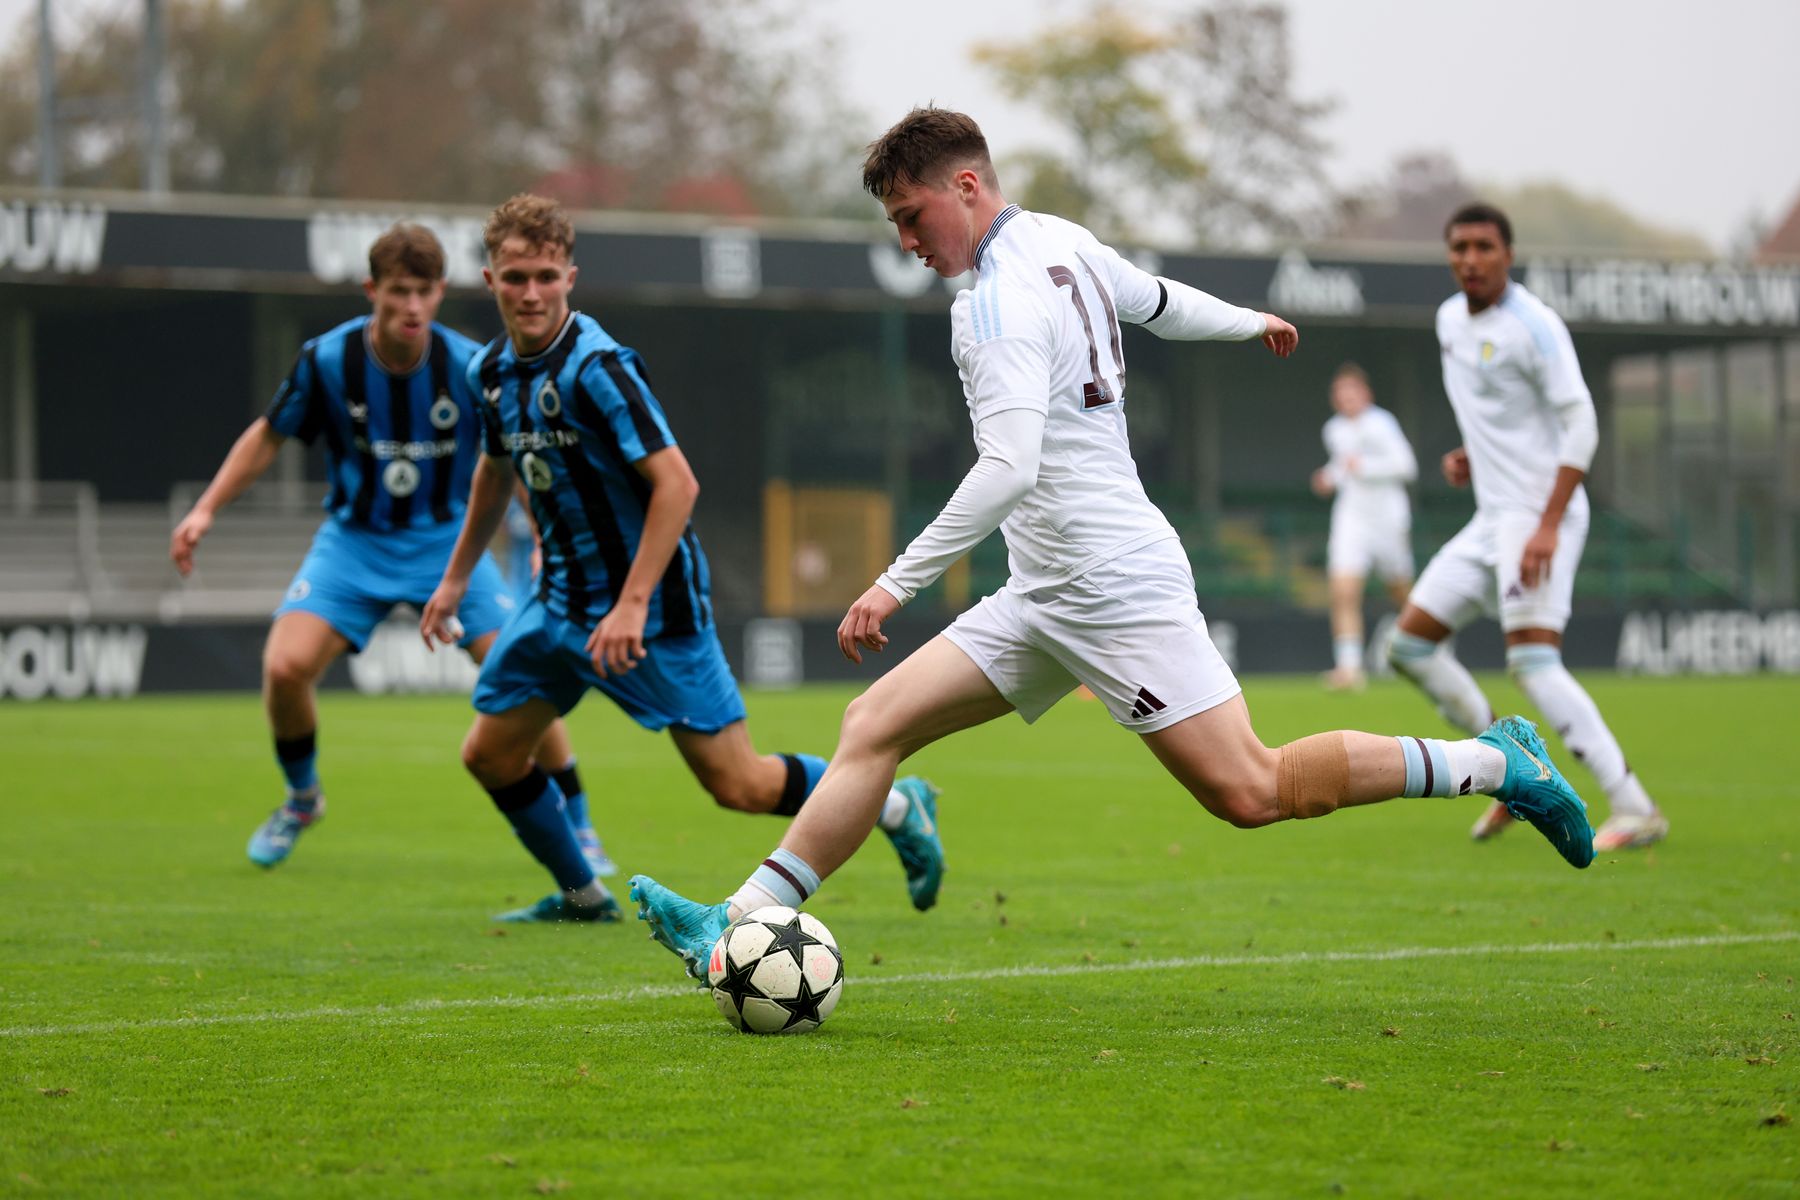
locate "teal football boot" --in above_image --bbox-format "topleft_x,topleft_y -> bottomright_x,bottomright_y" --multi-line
246,798 -> 323,868
629,874 -> 730,981
1477,716 -> 1595,869
884,776 -> 945,911
493,892 -> 622,924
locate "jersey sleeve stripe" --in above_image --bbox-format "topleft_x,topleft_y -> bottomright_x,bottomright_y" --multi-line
1500,291 -> 1559,361
596,349 -> 671,456
427,335 -> 455,524
341,328 -> 380,527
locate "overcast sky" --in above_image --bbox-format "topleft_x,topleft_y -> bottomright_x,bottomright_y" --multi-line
7,0 -> 1796,251
823,0 -> 1800,251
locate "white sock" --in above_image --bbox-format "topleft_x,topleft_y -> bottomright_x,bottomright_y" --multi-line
1397,736 -> 1507,797
726,879 -> 781,922
564,879 -> 609,908
1389,632 -> 1494,734
1508,645 -> 1655,817
1333,636 -> 1364,672
876,786 -> 909,832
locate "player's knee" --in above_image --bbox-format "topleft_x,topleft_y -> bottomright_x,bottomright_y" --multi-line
263,648 -> 319,694
461,731 -> 525,788
698,768 -> 763,813
1187,760 -> 1281,829
837,691 -> 900,759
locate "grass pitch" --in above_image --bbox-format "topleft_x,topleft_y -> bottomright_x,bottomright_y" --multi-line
2,674 -> 1796,1197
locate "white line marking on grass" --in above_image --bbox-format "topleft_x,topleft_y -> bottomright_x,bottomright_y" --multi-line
3,930 -> 1792,1040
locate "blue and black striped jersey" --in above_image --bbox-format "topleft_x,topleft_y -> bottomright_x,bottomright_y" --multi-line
266,317 -> 486,533
472,312 -> 712,638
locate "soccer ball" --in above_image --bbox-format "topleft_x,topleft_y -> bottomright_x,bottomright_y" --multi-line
706,905 -> 844,1035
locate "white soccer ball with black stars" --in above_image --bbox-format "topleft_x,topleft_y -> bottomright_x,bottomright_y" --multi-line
706,905 -> 844,1035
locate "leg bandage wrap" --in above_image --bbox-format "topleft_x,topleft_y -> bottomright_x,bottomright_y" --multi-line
1275,732 -> 1351,820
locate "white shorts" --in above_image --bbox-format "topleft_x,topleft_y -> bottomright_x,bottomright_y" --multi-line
942,543 -> 1241,733
1408,506 -> 1589,634
1327,519 -> 1413,583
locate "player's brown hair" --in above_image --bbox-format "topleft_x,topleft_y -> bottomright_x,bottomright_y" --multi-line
1333,361 -> 1370,387
861,107 -> 997,200
483,193 -> 576,260
367,222 -> 446,282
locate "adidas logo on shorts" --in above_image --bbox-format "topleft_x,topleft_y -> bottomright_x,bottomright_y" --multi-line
1129,687 -> 1167,721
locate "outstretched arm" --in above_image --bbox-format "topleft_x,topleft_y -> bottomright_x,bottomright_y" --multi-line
838,407 -> 1045,663
1130,274 -> 1298,357
169,418 -> 286,576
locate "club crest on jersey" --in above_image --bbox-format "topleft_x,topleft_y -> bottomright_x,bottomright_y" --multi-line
536,379 -> 562,419
429,393 -> 459,430
1479,340 -> 1497,366
482,385 -> 502,408
520,452 -> 555,493
382,459 -> 421,497
347,400 -> 369,421
286,579 -> 311,602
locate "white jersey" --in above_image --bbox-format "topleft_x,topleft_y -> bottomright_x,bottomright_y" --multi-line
1436,282 -> 1594,519
927,206 -> 1265,594
1320,405 -> 1414,533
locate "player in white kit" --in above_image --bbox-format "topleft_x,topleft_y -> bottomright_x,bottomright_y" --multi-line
629,112 -> 1596,978
1311,363 -> 1416,690
1388,203 -> 1668,853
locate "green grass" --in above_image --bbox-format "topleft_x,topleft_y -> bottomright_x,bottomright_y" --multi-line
2,675 -> 1796,1197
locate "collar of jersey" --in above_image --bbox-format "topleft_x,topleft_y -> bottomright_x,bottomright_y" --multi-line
510,311 -> 578,365
362,319 -> 433,379
974,204 -> 1024,270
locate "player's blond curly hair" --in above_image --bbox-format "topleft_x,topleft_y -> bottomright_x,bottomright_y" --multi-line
482,194 -> 575,260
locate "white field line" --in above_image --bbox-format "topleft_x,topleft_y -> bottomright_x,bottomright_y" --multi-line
3,930 -> 1792,1041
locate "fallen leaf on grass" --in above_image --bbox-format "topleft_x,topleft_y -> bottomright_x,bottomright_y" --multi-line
37,1088 -> 73,1098
900,1097 -> 928,1109
1381,1027 -> 1401,1038
486,1154 -> 516,1168
1478,1071 -> 1505,1077
1322,1077 -> 1364,1091
1761,1109 -> 1790,1127
1636,1063 -> 1663,1072
1745,1055 -> 1777,1066
869,952 -> 883,966
1093,1049 -> 1116,1061
534,1179 -> 569,1195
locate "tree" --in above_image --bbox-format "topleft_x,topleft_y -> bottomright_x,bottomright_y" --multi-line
974,11 -> 1200,243
0,0 -> 867,218
974,1 -> 1335,249
1334,151 -> 1714,257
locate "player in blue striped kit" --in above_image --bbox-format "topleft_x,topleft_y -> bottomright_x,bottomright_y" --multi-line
420,194 -> 942,923
171,223 -> 602,878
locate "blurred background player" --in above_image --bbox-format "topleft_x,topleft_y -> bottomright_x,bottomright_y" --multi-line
1310,362 -> 1417,690
630,109 -> 1596,981
421,194 -> 941,923
170,223 -> 600,873
1388,203 -> 1668,853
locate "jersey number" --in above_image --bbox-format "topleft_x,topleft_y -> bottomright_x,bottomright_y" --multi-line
1047,258 -> 1124,409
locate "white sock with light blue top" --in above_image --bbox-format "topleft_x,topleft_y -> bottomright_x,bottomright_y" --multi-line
1506,643 -> 1654,817
1396,735 -> 1506,798
728,847 -> 821,920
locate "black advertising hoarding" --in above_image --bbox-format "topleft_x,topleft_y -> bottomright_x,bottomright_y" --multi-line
2,194 -> 1797,331
3,610 -> 1798,701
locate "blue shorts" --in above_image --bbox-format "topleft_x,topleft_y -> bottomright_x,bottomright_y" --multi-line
472,595 -> 748,733
275,518 -> 515,652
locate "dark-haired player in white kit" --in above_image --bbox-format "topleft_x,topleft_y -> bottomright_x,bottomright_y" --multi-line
1387,203 -> 1668,853
630,109 -> 1597,980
